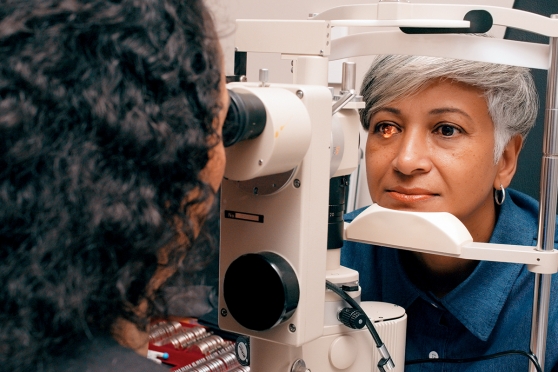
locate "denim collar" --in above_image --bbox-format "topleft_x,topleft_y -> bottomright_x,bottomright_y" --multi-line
348,189 -> 539,341
440,189 -> 539,341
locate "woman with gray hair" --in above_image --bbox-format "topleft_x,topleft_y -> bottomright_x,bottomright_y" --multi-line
341,55 -> 558,371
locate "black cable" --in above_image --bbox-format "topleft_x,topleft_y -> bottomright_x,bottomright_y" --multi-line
325,280 -> 394,371
325,280 -> 382,345
406,349 -> 542,372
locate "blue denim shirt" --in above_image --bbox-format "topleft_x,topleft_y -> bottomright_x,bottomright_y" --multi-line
341,189 -> 558,371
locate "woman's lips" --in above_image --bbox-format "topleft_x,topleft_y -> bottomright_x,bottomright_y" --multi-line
387,189 -> 437,202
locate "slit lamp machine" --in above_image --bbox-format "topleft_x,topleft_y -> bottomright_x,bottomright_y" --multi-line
216,2 -> 558,371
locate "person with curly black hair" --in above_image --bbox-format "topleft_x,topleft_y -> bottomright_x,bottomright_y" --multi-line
0,0 -> 229,370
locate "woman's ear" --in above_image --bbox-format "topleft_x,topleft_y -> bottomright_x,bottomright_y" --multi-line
495,135 -> 523,189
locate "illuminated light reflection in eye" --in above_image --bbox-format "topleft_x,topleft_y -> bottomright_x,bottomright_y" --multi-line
382,125 -> 398,138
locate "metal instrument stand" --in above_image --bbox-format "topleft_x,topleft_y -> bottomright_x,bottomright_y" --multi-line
531,13 -> 558,372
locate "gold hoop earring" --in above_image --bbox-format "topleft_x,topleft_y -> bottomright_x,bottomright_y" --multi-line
494,184 -> 506,206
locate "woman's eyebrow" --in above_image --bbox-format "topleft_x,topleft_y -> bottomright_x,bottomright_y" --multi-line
429,107 -> 473,120
375,107 -> 401,115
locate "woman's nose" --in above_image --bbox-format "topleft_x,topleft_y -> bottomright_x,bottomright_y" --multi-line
392,130 -> 432,175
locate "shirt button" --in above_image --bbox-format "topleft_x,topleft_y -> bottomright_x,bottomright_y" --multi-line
429,351 -> 439,359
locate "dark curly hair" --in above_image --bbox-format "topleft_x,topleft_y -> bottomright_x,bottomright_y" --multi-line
0,0 -> 223,369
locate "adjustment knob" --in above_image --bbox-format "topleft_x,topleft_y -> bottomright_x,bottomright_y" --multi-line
338,308 -> 367,329
235,335 -> 250,366
223,252 -> 300,331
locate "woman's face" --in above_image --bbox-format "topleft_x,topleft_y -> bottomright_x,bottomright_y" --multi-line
365,79 -> 511,241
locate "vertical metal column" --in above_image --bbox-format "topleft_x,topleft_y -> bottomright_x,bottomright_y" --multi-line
530,14 -> 558,372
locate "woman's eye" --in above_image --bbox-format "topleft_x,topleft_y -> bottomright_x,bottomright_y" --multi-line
374,122 -> 399,138
435,124 -> 460,137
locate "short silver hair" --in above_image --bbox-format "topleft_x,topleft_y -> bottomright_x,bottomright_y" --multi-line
359,55 -> 538,162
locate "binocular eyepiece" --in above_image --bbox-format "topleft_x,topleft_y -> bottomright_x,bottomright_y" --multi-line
222,90 -> 267,147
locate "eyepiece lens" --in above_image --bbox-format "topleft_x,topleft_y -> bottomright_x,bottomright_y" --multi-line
223,90 -> 266,147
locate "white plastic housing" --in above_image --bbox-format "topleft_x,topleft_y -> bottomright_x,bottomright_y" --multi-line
224,84 -> 312,181
235,20 -> 331,56
248,301 -> 407,372
345,204 -> 473,255
219,83 -> 333,346
330,108 -> 362,178
345,204 -> 558,274
312,3 -> 558,38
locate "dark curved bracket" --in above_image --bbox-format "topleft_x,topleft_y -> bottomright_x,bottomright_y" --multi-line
400,10 -> 493,35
